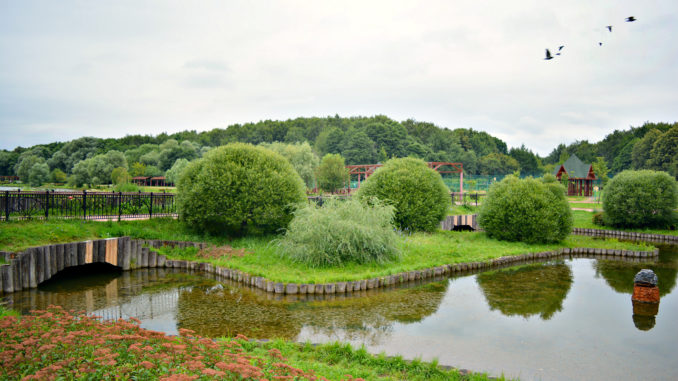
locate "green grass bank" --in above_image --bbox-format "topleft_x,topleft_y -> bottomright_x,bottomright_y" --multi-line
572,210 -> 677,236
0,219 -> 652,284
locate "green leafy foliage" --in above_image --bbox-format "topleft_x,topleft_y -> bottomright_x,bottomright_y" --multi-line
478,176 -> 572,243
648,124 -> 678,177
113,181 -> 140,192
592,156 -> 609,187
14,154 -> 44,181
478,153 -> 520,175
28,162 -> 50,186
316,153 -> 349,193
602,170 -> 678,228
50,168 -> 67,183
164,158 -> 190,185
130,162 -> 146,177
111,167 -> 130,185
278,197 -> 400,267
259,141 -> 319,188
357,157 -> 451,232
177,143 -> 306,236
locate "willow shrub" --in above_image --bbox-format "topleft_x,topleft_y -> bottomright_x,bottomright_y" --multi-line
603,170 -> 678,228
356,157 -> 451,232
278,197 -> 400,267
177,143 -> 306,236
478,176 -> 572,243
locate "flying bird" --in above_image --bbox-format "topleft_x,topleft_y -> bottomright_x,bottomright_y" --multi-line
599,42 -> 603,46
556,45 -> 564,55
626,16 -> 636,22
544,49 -> 554,60
606,25 -> 612,32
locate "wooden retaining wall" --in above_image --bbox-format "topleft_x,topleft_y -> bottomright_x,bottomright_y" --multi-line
441,214 -> 678,245
440,215 -> 478,231
0,237 -> 660,296
571,227 -> 678,243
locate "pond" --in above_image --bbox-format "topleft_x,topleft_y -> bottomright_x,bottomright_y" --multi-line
5,244 -> 677,381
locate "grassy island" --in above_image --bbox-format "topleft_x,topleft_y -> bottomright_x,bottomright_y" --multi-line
0,218 -> 652,284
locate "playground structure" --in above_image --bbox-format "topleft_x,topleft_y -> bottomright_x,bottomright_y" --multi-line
346,162 -> 464,197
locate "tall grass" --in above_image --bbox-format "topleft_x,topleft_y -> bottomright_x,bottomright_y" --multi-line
277,197 -> 400,267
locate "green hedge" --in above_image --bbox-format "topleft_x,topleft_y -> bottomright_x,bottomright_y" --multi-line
478,176 -> 572,243
177,143 -> 306,236
603,170 -> 678,228
356,157 -> 450,232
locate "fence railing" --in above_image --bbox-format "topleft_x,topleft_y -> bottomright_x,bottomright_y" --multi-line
452,192 -> 486,206
0,190 -> 177,222
1,191 -> 485,222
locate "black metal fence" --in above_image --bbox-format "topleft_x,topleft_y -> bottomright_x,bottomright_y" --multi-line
0,190 -> 177,222
453,192 -> 486,206
307,193 -> 485,207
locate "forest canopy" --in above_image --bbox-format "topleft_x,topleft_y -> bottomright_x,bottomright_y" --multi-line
1,116 -> 675,186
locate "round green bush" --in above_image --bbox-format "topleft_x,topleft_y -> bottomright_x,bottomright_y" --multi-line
278,197 -> 400,267
602,170 -> 678,228
478,176 -> 572,243
356,157 -> 451,232
177,143 -> 306,236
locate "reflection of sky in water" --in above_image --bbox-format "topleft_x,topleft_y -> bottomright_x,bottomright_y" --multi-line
7,247 -> 678,381
297,258 -> 678,381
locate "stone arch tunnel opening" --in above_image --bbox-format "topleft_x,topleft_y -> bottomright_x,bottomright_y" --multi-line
39,262 -> 122,290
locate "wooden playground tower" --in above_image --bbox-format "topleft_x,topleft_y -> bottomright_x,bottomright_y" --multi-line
346,162 -> 464,196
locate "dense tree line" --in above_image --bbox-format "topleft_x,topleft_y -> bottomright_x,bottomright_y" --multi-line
1,116 -> 675,187
543,121 -> 677,178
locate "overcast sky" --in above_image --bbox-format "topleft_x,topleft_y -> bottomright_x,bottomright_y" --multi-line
1,0 -> 676,155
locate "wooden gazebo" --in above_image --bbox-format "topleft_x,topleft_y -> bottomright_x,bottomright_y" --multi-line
132,176 -> 149,186
553,154 -> 596,196
150,177 -> 166,187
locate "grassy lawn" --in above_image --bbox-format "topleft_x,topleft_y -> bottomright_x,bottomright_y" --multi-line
0,218 -> 217,253
568,203 -> 603,210
0,306 -> 503,381
0,218 -> 653,284
239,339 -> 503,381
572,210 -> 677,235
448,204 -> 481,215
153,230 -> 651,284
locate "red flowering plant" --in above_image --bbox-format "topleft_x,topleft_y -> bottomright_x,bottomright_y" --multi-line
0,305 -> 328,380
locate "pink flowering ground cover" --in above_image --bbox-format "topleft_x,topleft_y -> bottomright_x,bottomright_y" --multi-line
0,305 -> 332,380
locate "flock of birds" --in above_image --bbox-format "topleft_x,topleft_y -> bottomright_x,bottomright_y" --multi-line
544,16 -> 637,60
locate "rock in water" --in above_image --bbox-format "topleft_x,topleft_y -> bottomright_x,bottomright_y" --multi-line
634,269 -> 658,286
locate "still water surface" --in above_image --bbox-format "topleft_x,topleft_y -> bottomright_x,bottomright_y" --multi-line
6,245 -> 677,381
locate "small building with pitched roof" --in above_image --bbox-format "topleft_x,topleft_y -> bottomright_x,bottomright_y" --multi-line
552,154 -> 596,196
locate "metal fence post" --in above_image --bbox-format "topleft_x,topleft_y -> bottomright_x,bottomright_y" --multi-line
83,190 -> 87,219
4,191 -> 8,221
118,192 -> 122,222
45,191 -> 49,219
149,192 -> 154,219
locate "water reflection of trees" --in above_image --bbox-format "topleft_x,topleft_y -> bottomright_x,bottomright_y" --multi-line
175,280 -> 449,342
476,261 -> 573,320
593,245 -> 678,297
10,268 -> 168,315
